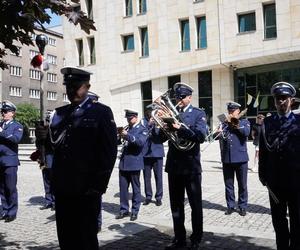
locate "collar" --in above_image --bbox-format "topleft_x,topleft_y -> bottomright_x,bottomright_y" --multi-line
78,97 -> 90,108
277,111 -> 291,119
182,104 -> 191,113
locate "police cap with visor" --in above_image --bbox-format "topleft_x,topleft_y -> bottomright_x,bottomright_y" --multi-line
271,81 -> 296,97
61,66 -> 92,86
124,109 -> 138,118
173,82 -> 194,99
226,101 -> 241,111
1,100 -> 17,112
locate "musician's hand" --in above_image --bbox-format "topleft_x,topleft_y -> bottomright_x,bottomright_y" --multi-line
157,109 -> 164,117
35,123 -> 48,141
172,122 -> 181,130
121,130 -> 128,138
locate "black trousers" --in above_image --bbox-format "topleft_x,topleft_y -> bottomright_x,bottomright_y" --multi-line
269,187 -> 300,250
168,173 -> 203,243
55,193 -> 100,250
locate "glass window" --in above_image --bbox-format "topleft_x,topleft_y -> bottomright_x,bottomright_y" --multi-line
238,12 -> 256,33
180,19 -> 190,51
76,39 -> 84,66
47,54 -> 57,65
29,89 -> 40,99
125,0 -> 133,16
47,91 -> 57,101
9,86 -> 22,97
123,34 -> 134,51
48,37 -> 56,46
264,3 -> 277,39
196,16 -> 207,49
138,0 -> 147,14
141,81 -> 152,114
88,37 -> 96,64
9,66 -> 22,77
198,71 -> 212,126
86,0 -> 93,20
140,27 -> 149,57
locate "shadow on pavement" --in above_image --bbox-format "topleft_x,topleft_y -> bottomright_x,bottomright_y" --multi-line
27,196 -> 45,207
102,202 -> 120,215
101,227 -> 276,250
0,232 -> 21,250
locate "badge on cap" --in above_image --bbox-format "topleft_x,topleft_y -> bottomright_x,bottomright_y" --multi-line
61,66 -> 92,85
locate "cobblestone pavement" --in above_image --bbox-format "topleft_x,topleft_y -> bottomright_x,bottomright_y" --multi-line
0,142 -> 276,249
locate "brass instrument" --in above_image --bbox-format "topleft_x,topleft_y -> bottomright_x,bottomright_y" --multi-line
151,89 -> 195,151
201,108 -> 248,152
117,125 -> 129,143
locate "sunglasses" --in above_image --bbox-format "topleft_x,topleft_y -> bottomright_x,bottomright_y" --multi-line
1,110 -> 11,114
175,95 -> 187,100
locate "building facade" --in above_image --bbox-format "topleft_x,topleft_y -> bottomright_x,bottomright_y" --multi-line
63,0 -> 300,128
0,26 -> 67,114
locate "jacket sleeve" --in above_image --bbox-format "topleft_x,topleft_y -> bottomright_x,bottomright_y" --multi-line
258,123 -> 268,185
91,107 -> 118,194
232,119 -> 250,137
177,110 -> 207,143
126,126 -> 148,148
0,122 -> 23,144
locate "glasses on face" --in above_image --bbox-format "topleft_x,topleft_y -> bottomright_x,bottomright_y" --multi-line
175,95 -> 187,100
1,110 -> 9,114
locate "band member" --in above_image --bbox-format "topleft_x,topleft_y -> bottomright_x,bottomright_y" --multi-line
116,109 -> 148,221
162,82 -> 207,250
259,81 -> 300,250
217,101 -> 250,216
141,108 -> 165,206
0,101 -> 23,223
36,66 -> 118,250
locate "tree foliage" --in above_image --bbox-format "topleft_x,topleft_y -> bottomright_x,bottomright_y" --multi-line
15,103 -> 40,128
0,0 -> 96,69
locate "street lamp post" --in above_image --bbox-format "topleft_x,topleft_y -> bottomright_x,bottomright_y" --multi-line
35,34 -> 48,122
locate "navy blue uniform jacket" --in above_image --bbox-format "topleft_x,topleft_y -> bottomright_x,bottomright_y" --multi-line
141,118 -> 165,158
164,106 -> 207,174
219,119 -> 250,163
119,123 -> 148,171
48,98 -> 118,196
0,120 -> 23,166
259,113 -> 300,190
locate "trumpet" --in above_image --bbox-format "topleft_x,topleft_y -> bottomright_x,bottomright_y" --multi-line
117,125 -> 129,143
201,108 -> 248,152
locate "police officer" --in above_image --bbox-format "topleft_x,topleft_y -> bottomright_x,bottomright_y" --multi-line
163,82 -> 207,250
0,101 -> 23,223
116,109 -> 148,221
217,101 -> 250,216
41,66 -> 118,250
259,82 -> 300,250
141,108 -> 165,206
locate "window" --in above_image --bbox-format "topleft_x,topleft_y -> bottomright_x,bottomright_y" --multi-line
180,19 -> 190,51
30,69 -> 41,80
30,50 -> 39,59
196,16 -> 207,49
85,0 -> 93,20
88,37 -> 96,64
10,66 -> 22,77
138,0 -> 147,14
122,34 -> 134,52
29,89 -> 40,99
63,93 -> 69,102
238,12 -> 256,33
125,0 -> 133,16
168,75 -> 181,103
47,91 -> 57,101
264,3 -> 277,39
47,73 -> 58,83
48,37 -> 56,46
9,86 -> 22,97
198,71 -> 212,127
140,27 -> 149,57
76,39 -> 84,66
141,81 -> 152,114
47,54 -> 57,65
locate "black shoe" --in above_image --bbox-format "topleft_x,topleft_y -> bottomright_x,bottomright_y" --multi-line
40,204 -> 52,210
143,199 -> 151,205
165,239 -> 186,249
239,208 -> 247,216
130,214 -> 138,221
190,241 -> 201,250
225,208 -> 235,215
155,200 -> 162,206
115,212 -> 130,219
4,216 -> 16,223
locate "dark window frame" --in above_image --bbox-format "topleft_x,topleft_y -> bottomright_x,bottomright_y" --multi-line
238,12 -> 256,33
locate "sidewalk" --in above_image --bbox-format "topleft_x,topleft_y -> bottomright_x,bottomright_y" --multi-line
0,142 -> 276,249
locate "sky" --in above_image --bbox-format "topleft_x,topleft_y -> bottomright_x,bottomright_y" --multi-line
44,9 -> 62,28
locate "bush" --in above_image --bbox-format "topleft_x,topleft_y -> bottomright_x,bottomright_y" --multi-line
15,103 -> 39,143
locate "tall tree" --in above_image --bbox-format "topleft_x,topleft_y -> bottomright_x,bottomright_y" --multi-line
0,0 -> 96,69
